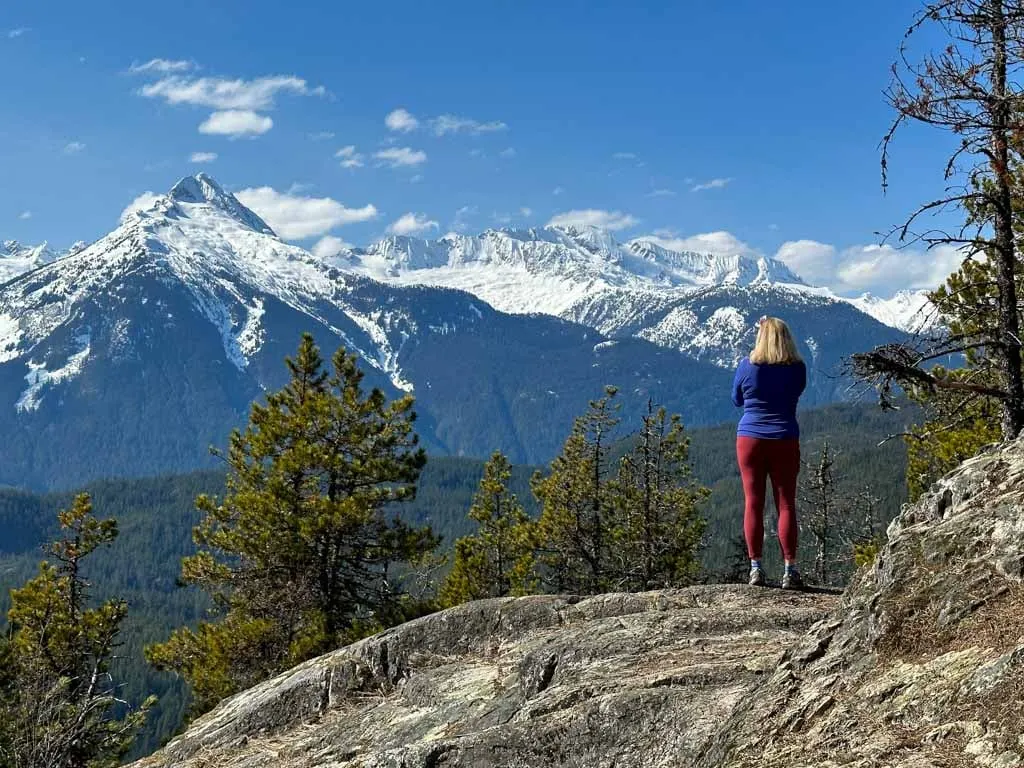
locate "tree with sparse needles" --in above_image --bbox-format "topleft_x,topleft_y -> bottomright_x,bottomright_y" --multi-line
854,0 -> 1024,442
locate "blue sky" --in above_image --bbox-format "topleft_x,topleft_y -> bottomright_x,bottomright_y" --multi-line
1,0 -> 965,296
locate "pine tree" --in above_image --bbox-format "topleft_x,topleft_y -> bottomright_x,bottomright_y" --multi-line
147,334 -> 438,714
0,495 -> 151,768
900,253 -> 1010,498
856,1 -> 1024,441
606,403 -> 708,591
439,452 -> 538,607
532,387 -> 620,594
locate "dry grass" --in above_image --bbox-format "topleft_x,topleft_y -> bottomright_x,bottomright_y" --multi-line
877,555 -> 1024,663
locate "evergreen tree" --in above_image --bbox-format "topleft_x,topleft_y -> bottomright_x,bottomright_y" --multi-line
0,495 -> 150,768
439,452 -> 537,607
147,334 -> 438,714
901,253 -> 1010,498
532,387 -> 620,594
606,403 -> 708,591
857,1 -> 1024,441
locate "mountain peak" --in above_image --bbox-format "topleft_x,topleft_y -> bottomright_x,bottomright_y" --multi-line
168,173 -> 228,204
164,174 -> 276,236
1,239 -> 56,261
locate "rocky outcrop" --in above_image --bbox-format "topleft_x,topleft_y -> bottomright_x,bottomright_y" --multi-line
698,439 -> 1024,767
130,587 -> 836,768
132,438 -> 1024,767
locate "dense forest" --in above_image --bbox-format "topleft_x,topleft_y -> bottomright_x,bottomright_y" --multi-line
0,399 -> 913,758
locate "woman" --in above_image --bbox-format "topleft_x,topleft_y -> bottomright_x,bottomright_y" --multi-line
731,316 -> 806,589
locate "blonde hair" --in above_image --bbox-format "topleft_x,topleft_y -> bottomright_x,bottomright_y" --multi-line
750,317 -> 802,365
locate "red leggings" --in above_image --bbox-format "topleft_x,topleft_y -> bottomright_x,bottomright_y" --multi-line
736,437 -> 800,562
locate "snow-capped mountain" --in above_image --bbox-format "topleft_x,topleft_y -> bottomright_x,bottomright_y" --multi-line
0,174 -> 912,489
0,240 -> 88,284
340,227 -> 805,321
0,174 -> 756,489
335,227 -> 912,369
1,240 -> 60,283
848,289 -> 936,333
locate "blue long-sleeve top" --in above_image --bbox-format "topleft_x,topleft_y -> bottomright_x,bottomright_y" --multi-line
731,358 -> 807,439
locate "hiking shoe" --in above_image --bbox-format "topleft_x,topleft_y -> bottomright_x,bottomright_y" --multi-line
748,567 -> 767,587
781,570 -> 804,590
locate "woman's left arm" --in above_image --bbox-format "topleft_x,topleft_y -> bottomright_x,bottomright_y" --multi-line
732,363 -> 746,407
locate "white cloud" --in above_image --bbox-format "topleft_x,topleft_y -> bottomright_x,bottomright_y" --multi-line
640,230 -> 759,258
771,239 -> 966,295
7,28 -> 29,38
385,108 -> 419,133
335,145 -> 364,168
311,235 -> 353,260
520,207 -> 533,218
234,187 -> 378,239
63,141 -> 86,154
430,114 -> 507,136
833,243 -> 964,295
374,147 -> 427,168
140,74 -> 323,111
499,147 -> 516,158
451,205 -> 477,232
120,191 -> 162,222
773,240 -> 837,286
129,58 -> 196,74
612,152 -> 637,160
189,151 -> 217,163
388,212 -> 439,237
691,177 -> 733,192
547,209 -> 638,232
199,110 -> 273,138
18,211 -> 31,220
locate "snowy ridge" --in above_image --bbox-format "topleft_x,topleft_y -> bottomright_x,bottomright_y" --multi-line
338,225 -> 813,334
333,224 -> 917,367
0,172 -> 920,420
0,174 -> 419,408
847,289 -> 936,333
0,173 -> 922,488
1,240 -> 62,284
626,238 -> 803,286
